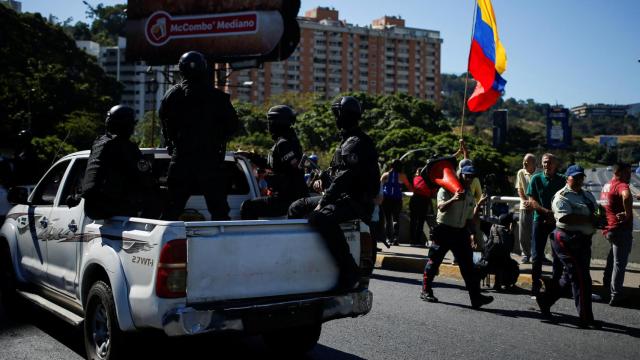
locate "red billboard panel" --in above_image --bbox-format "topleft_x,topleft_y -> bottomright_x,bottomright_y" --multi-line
126,0 -> 300,65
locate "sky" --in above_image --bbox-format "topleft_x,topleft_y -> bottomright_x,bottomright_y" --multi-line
19,0 -> 640,108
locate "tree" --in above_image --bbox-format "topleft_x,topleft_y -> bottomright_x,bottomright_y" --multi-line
0,6 -> 121,172
133,111 -> 162,148
84,3 -> 127,46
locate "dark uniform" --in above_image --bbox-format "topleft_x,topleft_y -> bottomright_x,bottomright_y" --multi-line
536,166 -> 599,328
159,51 -> 238,221
241,106 -> 308,219
288,96 -> 380,290
82,105 -> 153,219
11,130 -> 40,186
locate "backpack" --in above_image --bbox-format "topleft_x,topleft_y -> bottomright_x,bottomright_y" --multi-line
479,224 -> 520,289
484,224 -> 513,264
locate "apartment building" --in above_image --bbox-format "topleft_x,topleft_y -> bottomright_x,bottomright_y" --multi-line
225,7 -> 443,104
570,103 -> 629,119
77,39 -> 171,120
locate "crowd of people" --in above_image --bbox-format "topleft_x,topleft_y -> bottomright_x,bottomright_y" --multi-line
1,50 -> 637,325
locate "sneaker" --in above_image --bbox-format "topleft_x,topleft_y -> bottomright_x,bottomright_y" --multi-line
471,294 -> 494,309
420,291 -> 439,303
520,256 -> 530,264
609,296 -> 624,307
542,257 -> 553,265
578,320 -> 602,330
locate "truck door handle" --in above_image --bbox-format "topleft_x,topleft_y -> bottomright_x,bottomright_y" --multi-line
39,218 -> 48,228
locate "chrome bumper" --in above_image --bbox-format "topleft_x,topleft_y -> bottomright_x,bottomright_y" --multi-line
162,289 -> 373,336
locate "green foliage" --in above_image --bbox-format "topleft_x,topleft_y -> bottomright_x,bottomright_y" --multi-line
56,111 -> 103,150
31,136 -> 78,167
231,91 -> 514,194
0,6 -> 121,174
133,111 -> 163,148
84,3 -> 127,46
572,116 -> 640,137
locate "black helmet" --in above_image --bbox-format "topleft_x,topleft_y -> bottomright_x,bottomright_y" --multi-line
331,96 -> 361,130
178,51 -> 207,80
105,105 -> 136,137
267,105 -> 296,135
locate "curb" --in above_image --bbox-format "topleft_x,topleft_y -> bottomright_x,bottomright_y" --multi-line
375,253 -> 533,289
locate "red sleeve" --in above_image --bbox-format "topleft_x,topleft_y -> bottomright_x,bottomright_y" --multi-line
413,176 -> 435,197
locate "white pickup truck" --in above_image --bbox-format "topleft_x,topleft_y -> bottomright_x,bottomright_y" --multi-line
0,149 -> 374,359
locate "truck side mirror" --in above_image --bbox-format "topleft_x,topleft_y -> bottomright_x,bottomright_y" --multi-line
7,186 -> 29,205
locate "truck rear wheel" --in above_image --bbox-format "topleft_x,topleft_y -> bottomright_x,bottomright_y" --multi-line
84,281 -> 125,360
263,322 -> 322,355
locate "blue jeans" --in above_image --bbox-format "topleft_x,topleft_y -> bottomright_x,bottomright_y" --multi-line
531,220 -> 562,294
603,229 -> 633,298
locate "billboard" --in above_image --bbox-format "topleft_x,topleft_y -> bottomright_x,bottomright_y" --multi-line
492,109 -> 508,148
546,107 -> 571,149
599,136 -> 618,147
125,0 -> 301,65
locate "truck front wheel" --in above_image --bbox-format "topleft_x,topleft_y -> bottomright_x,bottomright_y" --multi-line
263,322 -> 322,355
84,281 -> 125,360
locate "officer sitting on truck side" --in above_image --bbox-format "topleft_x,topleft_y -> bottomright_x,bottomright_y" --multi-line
82,105 -> 154,219
240,105 -> 309,219
288,96 -> 380,290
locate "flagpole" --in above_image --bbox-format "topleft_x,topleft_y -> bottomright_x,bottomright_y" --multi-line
459,0 -> 479,140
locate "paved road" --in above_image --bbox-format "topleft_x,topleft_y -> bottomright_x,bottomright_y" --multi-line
2,269 -> 639,360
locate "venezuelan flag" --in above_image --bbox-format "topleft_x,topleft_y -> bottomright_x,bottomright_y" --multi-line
467,0 -> 507,112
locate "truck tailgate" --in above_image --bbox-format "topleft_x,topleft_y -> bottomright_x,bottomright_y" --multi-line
184,220 -> 360,304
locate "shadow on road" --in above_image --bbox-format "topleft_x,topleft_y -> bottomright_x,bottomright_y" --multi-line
435,299 -> 640,338
1,301 -> 364,359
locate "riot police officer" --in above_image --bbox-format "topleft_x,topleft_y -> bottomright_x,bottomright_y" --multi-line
288,96 -> 380,290
159,51 -> 238,220
240,105 -> 308,219
82,105 -> 153,219
11,130 -> 39,186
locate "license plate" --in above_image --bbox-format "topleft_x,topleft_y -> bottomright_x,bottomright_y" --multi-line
243,304 -> 319,333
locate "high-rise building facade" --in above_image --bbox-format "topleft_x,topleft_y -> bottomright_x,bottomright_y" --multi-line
76,39 -> 171,120
225,7 -> 443,104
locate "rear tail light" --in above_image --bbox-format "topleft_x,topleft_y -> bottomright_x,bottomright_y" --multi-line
156,239 -> 187,298
359,231 -> 374,276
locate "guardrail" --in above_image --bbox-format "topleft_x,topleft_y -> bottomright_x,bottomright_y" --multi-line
490,196 -> 640,210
